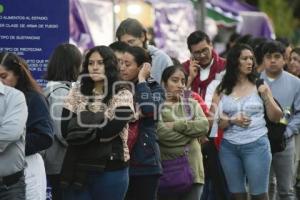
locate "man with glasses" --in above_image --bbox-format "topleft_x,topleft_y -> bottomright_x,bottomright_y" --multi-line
183,30 -> 228,200
183,30 -> 226,99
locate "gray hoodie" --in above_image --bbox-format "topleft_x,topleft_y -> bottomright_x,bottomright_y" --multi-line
43,81 -> 70,174
147,45 -> 173,83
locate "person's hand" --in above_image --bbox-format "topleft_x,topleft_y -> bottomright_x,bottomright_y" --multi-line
138,62 -> 151,82
257,82 -> 271,96
231,113 -> 251,128
186,58 -> 199,89
137,109 -> 145,118
164,122 -> 174,129
188,58 -> 200,80
198,136 -> 209,144
257,83 -> 272,102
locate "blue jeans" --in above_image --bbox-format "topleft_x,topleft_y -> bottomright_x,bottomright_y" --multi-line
63,167 -> 129,200
0,175 -> 25,200
219,135 -> 271,195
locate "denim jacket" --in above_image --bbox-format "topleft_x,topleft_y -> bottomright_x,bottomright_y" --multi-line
129,81 -> 165,176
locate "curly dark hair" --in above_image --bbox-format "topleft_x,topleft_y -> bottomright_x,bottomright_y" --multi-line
217,44 -> 256,95
80,46 -> 120,104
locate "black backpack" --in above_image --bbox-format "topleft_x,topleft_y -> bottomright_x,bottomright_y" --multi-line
256,79 -> 287,154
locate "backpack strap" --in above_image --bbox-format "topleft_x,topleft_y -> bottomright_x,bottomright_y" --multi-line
45,84 -> 70,99
44,83 -> 70,147
255,78 -> 283,119
255,78 -> 264,98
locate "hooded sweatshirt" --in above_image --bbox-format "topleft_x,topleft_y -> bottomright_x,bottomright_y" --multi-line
147,45 -> 173,84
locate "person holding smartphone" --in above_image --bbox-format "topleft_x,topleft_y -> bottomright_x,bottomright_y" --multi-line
182,30 -> 227,200
182,30 -> 226,99
120,46 -> 165,200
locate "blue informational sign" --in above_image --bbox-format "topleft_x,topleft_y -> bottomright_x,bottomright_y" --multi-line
0,0 -> 69,86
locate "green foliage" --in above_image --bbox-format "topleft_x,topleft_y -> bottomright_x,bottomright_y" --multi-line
0,4 -> 4,14
259,0 -> 296,38
292,28 -> 300,46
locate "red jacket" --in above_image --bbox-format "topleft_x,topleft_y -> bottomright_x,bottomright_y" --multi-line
190,91 -> 210,117
183,50 -> 226,99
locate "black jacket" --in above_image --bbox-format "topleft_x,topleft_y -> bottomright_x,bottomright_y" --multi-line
60,106 -> 132,189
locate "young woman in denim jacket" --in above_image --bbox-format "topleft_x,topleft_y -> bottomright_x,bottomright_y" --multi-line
120,46 -> 165,200
157,65 -> 209,200
211,44 -> 282,200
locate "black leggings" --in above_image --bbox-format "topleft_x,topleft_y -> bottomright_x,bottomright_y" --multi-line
47,174 -> 63,200
125,175 -> 160,200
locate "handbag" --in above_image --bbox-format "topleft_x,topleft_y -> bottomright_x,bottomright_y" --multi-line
65,110 -> 104,145
256,79 -> 287,154
265,113 -> 287,153
158,95 -> 194,195
158,146 -> 193,195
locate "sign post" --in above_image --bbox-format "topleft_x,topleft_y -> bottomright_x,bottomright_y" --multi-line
0,0 -> 69,86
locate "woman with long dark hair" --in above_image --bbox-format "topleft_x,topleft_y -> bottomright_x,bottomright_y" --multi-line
211,44 -> 282,200
120,46 -> 165,200
60,46 -> 134,200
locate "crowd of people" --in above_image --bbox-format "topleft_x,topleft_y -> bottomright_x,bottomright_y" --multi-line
1,17 -> 300,200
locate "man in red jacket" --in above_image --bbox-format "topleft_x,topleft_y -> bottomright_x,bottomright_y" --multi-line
183,31 -> 230,200
183,30 -> 226,99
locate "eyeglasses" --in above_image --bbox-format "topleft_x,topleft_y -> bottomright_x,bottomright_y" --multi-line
192,48 -> 210,58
